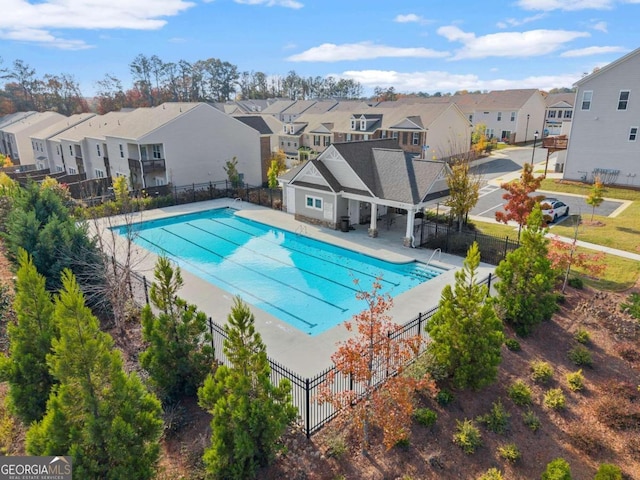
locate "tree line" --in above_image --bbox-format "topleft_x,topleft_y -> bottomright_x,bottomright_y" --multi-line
0,54 -> 364,116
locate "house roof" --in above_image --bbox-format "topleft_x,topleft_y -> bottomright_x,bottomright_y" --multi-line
574,47 -> 640,87
234,115 -> 273,135
475,89 -> 541,111
1,111 -> 66,133
105,102 -> 201,139
545,93 -> 576,108
0,111 -> 36,129
282,100 -> 322,116
52,111 -> 131,142
30,113 -> 97,140
261,100 -> 296,115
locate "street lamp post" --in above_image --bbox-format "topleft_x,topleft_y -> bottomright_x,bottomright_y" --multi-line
531,130 -> 539,164
525,114 -> 530,143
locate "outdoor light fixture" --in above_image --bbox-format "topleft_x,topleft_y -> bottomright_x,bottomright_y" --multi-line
531,130 -> 539,164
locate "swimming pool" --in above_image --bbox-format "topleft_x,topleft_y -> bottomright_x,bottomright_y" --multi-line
117,208 -> 444,335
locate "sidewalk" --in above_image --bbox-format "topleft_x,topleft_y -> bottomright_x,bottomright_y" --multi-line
478,153 -> 640,262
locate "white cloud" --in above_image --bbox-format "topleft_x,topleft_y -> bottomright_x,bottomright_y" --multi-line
496,13 -> 546,28
337,69 -> 581,93
287,42 -> 449,62
394,13 -> 431,25
592,21 -> 608,32
560,45 -> 627,56
438,26 -> 590,59
234,0 -> 303,8
0,0 -> 195,50
517,0 -> 614,11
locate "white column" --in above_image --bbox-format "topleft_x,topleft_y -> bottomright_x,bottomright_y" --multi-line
404,207 -> 416,247
368,202 -> 378,238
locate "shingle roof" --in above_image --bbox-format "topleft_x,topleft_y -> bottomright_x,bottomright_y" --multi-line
333,139 -> 400,193
261,100 -> 296,114
1,112 -> 66,133
545,93 -> 576,108
30,113 -> 97,140
52,111 -> 132,142
234,116 -> 273,134
105,102 -> 201,139
0,111 -> 36,129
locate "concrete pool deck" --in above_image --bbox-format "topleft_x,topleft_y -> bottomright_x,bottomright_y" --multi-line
99,198 -> 495,377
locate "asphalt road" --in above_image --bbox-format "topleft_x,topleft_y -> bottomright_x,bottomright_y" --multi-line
434,146 -> 624,224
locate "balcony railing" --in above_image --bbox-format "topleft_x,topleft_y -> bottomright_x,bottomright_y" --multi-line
142,159 -> 166,172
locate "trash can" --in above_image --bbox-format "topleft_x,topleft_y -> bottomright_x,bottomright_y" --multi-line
340,216 -> 350,232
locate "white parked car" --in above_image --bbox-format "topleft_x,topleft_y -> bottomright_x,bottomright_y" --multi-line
540,198 -> 570,222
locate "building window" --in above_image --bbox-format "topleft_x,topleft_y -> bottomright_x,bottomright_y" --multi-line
323,137 -> 331,147
152,144 -> 162,159
510,112 -> 516,121
412,132 -> 420,145
392,131 -> 398,139
119,144 -> 124,158
313,135 -> 320,146
96,144 -> 101,157
468,114 -> 473,122
380,130 -> 387,138
497,112 -> 502,121
289,125 -> 295,134
68,167 -> 77,175
94,169 -> 105,178
283,125 -> 287,133
486,128 -> 494,138
360,119 -> 366,131
155,177 -> 166,186
629,127 -> 638,142
548,110 -> 557,118
581,91 -> 593,110
305,195 -> 323,211
55,165 -> 63,172
56,146 -> 60,155
69,145 -> 73,156
618,90 -> 630,110
346,133 -> 352,141
350,119 -> 356,130
564,110 -> 573,119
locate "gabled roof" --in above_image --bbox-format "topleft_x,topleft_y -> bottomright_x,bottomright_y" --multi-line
288,138 -> 446,206
1,112 -> 66,133
301,100 -> 338,115
309,123 -> 333,134
52,111 -> 131,142
0,111 -> 36,129
106,102 -> 201,139
475,89 -> 541,110
545,92 -> 576,108
281,100 -> 318,116
234,116 -> 273,135
261,100 -> 296,114
574,47 -> 639,87
30,113 -> 96,140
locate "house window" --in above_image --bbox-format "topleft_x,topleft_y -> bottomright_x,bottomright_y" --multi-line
564,110 -> 573,119
618,90 -> 630,110
96,144 -> 101,157
486,128 -> 494,138
346,133 -> 352,141
412,132 -> 420,145
31,141 -> 35,150
56,146 -> 60,155
629,127 -> 638,142
469,114 -> 473,122
283,125 -> 288,133
392,131 -> 398,139
119,144 -> 124,158
380,130 -> 387,138
548,110 -> 557,118
360,119 -> 366,131
305,195 -> 323,211
350,119 -> 356,130
69,145 -> 73,156
68,167 -> 77,175
155,177 -> 166,186
497,112 -> 502,121
323,137 -> 331,147
94,169 -> 105,178
364,134 -> 369,141
289,125 -> 295,134
313,135 -> 320,146
581,91 -> 593,110
55,165 -> 63,172
510,112 -> 516,121
152,144 -> 162,159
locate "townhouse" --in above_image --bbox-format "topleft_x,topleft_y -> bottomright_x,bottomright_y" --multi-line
0,112 -> 66,165
564,47 -> 640,187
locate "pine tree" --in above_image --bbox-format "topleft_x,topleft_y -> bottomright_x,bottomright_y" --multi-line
140,256 -> 214,402
495,204 -> 558,336
26,270 -> 163,480
426,242 -> 504,389
198,297 -> 297,480
0,249 -> 57,424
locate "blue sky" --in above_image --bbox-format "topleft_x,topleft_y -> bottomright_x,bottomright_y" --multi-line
0,0 -> 638,97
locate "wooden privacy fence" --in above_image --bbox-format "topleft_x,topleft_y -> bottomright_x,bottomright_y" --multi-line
127,268 -> 493,437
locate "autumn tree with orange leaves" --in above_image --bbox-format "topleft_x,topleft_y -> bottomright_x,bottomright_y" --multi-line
318,277 -> 435,453
548,235 -> 606,293
495,162 -> 545,239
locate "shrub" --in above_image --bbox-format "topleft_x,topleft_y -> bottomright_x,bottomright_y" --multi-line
594,464 -> 622,480
566,370 -> 585,392
508,379 -> 533,406
522,409 -> 541,432
568,345 -> 593,367
568,277 -> 583,289
477,400 -> 510,434
414,408 -> 437,427
620,292 -> 640,318
573,328 -> 590,344
544,388 -> 566,410
395,437 -> 410,448
477,467 -> 504,480
530,361 -> 554,383
497,442 -> 521,463
452,419 -> 482,454
541,458 -> 572,480
325,432 -> 347,458
436,389 -> 455,406
505,338 -> 521,351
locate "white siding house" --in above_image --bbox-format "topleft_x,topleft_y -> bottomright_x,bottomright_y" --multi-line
0,112 -> 66,165
564,48 -> 640,186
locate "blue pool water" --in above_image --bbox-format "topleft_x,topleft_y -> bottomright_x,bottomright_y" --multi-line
118,208 -> 444,335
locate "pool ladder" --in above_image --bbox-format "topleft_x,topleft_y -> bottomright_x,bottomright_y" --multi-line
295,224 -> 308,236
426,248 -> 441,267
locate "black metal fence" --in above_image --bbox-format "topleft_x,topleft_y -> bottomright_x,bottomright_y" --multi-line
416,221 -> 519,265
128,267 -> 493,437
